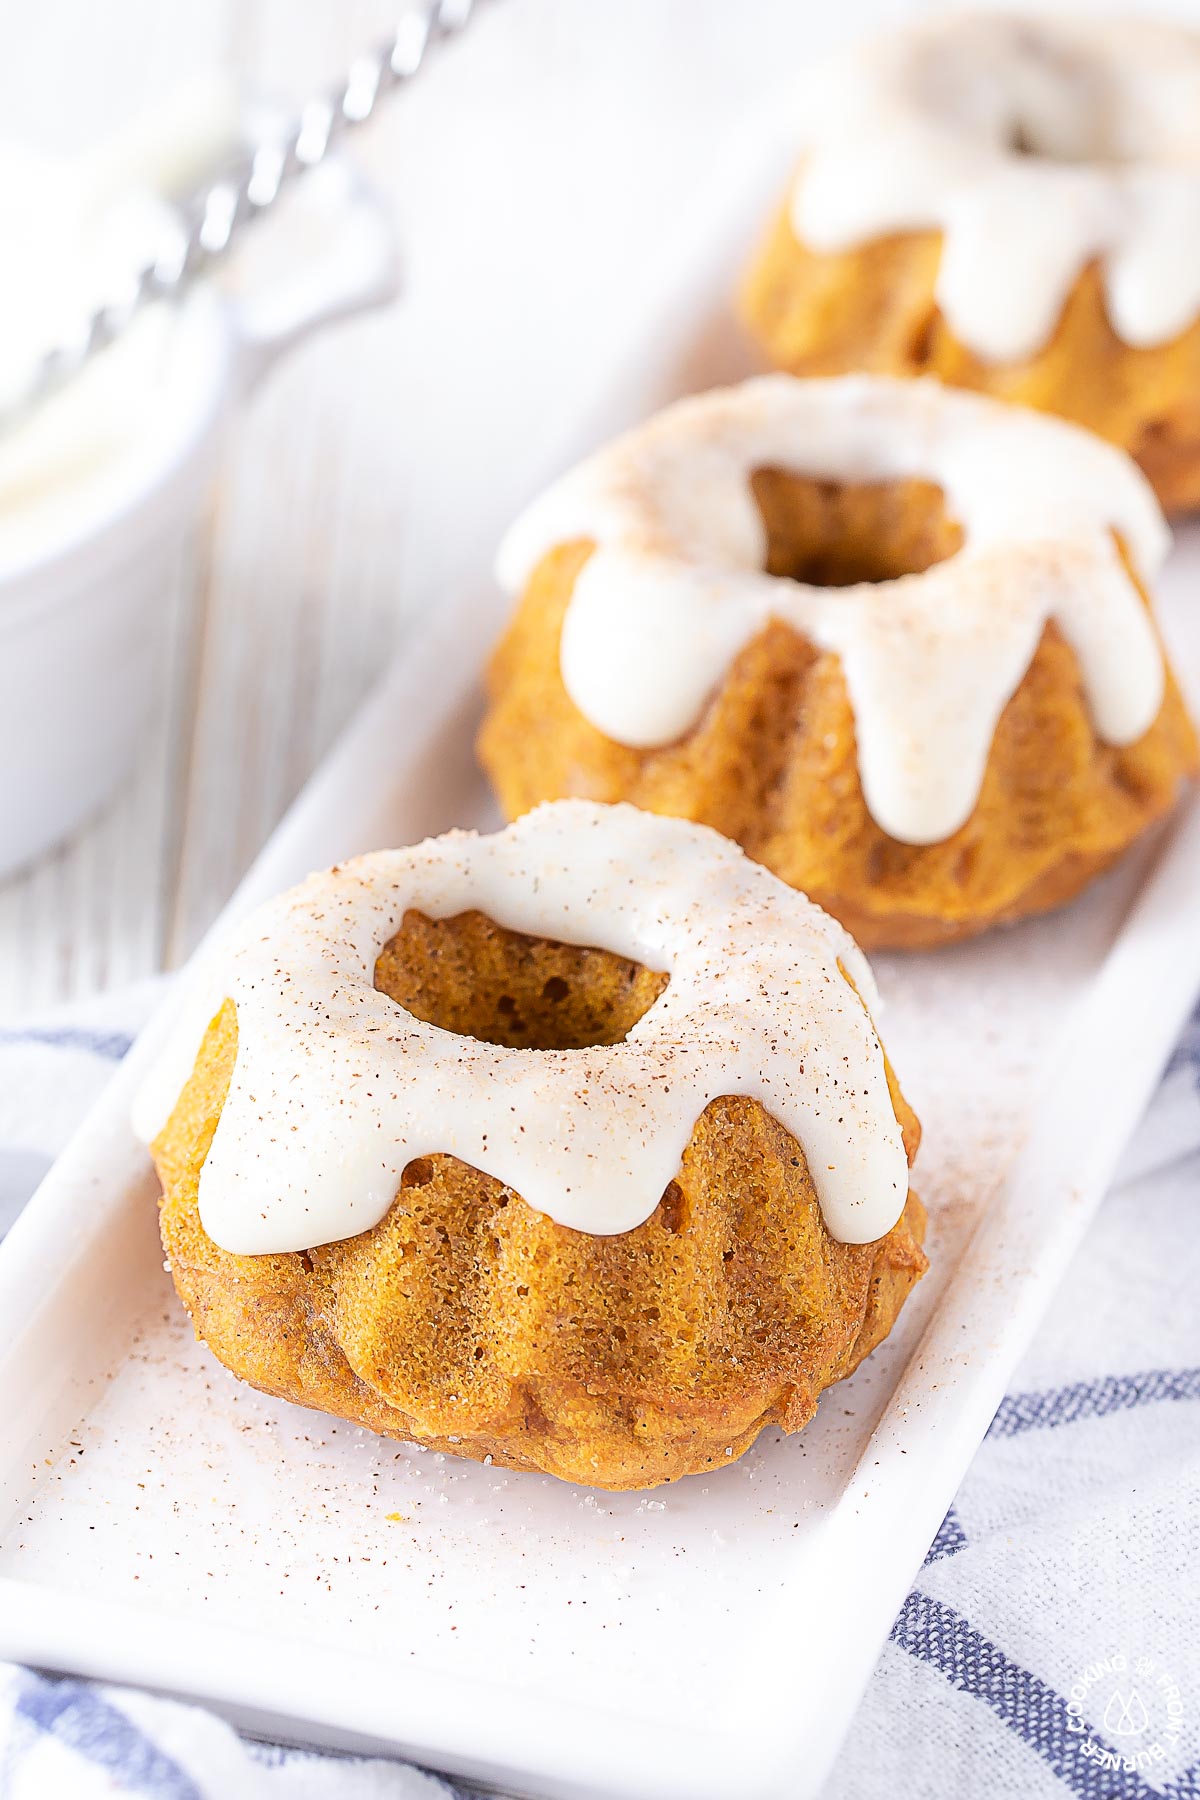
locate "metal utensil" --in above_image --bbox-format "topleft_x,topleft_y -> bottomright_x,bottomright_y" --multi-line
3,0 -> 487,430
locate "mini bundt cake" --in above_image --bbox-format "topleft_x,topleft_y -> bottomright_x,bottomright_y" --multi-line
134,802 -> 926,1491
739,13 -> 1200,511
479,374 -> 1197,950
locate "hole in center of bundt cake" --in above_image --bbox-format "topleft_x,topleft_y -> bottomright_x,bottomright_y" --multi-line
751,471 -> 963,587
1002,102 -> 1172,169
373,909 -> 669,1050
1005,114 -> 1127,165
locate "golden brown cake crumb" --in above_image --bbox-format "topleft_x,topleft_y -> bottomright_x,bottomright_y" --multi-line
741,202 -> 1200,514
152,911 -> 926,1490
479,489 -> 1197,949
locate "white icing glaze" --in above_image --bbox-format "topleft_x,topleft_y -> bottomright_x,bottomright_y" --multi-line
496,374 -> 1168,846
788,13 -> 1200,362
133,802 -> 910,1255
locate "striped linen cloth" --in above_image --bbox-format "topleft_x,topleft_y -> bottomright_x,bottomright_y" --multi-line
1,987 -> 1198,1800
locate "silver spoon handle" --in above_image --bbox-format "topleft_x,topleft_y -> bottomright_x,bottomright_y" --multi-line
11,0 -> 486,424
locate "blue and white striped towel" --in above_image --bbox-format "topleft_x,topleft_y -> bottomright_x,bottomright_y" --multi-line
1,986 -> 1198,1800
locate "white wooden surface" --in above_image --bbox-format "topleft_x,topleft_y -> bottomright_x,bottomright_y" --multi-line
1,0 -> 1194,1013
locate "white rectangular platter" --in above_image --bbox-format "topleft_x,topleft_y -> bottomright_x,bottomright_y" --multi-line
3,111 -> 1200,1800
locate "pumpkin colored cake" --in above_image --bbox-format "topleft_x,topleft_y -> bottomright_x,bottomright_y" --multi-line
134,802 -> 927,1491
739,13 -> 1200,512
479,374 -> 1197,950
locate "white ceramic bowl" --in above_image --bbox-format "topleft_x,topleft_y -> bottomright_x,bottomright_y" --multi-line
0,157 -> 397,878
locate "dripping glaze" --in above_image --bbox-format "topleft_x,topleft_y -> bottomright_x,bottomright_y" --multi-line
133,801 -> 911,1256
496,374 -> 1168,847
788,13 -> 1200,364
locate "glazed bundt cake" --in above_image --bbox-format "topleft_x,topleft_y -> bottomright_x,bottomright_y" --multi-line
135,802 -> 926,1491
479,374 -> 1197,949
740,13 -> 1200,512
